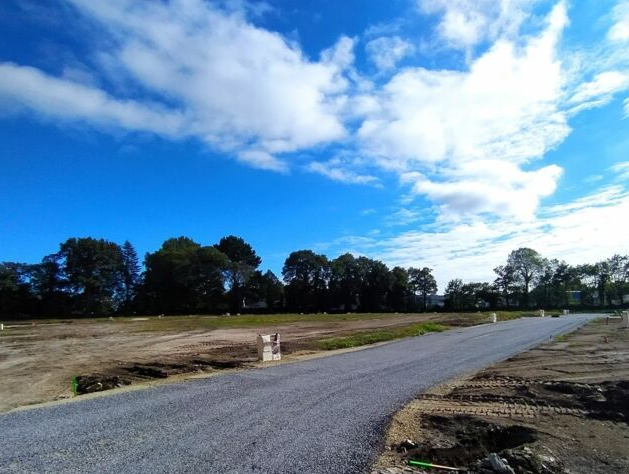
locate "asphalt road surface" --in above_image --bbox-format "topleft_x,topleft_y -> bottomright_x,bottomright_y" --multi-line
0,315 -> 597,474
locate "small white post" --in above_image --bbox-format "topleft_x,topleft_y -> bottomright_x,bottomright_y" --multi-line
490,313 -> 497,323
563,309 -> 569,315
622,311 -> 629,328
0,323 -> 3,331
539,309 -> 545,317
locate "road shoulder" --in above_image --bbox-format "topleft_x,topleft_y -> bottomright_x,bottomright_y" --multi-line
371,318 -> 629,474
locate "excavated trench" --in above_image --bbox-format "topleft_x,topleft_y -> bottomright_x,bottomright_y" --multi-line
403,415 -> 537,468
73,358 -> 249,394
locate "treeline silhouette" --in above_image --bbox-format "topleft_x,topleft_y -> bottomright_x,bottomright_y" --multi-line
0,236 -> 627,318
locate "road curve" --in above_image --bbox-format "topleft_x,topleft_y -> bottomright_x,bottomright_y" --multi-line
0,315 -> 596,474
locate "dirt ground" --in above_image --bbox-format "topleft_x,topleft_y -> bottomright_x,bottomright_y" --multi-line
372,318 -> 629,474
0,312 -> 490,413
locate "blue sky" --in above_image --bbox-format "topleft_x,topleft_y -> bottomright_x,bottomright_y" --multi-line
1,0 -> 629,288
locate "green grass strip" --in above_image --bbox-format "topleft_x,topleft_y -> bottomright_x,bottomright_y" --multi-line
316,322 -> 447,350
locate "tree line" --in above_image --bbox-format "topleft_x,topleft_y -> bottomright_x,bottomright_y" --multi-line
445,248 -> 629,311
0,237 -> 627,318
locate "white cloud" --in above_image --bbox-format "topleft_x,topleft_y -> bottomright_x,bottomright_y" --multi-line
236,150 -> 287,172
609,1 -> 629,43
583,174 -> 603,184
569,71 -> 629,110
365,36 -> 413,71
384,208 -> 422,226
354,3 -> 569,219
0,0 -> 350,166
401,162 -> 563,219
306,159 -> 380,186
0,0 -> 627,229
417,0 -> 537,50
323,185 -> 629,289
611,161 -> 629,180
0,62 -> 187,136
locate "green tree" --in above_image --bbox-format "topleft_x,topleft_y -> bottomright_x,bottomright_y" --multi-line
607,254 -> 629,305
506,248 -> 544,309
534,258 -> 555,308
493,265 -> 516,308
358,258 -> 392,312
144,237 -> 228,314
593,260 -> 611,306
57,238 -> 125,315
194,245 -> 230,312
245,270 -> 284,311
121,240 -> 141,310
30,254 -> 69,317
282,250 -> 329,312
409,267 -> 438,311
575,263 -> 599,306
444,278 -> 465,310
216,236 -> 261,313
550,261 -> 579,307
262,270 -> 285,310
474,282 -> 500,309
387,266 -> 410,312
329,253 -> 363,311
0,262 -> 33,317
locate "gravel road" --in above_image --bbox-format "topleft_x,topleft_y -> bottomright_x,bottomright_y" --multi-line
0,315 -> 596,474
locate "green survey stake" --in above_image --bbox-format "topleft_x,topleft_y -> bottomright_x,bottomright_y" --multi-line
408,459 -> 464,471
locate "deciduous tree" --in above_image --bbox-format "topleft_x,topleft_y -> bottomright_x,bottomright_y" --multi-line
57,238 -> 125,315
409,267 -> 437,311
216,236 -> 261,313
506,248 -> 544,309
282,250 -> 329,312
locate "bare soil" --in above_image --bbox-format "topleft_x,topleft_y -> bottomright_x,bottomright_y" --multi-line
372,318 -> 629,474
0,312 -> 487,413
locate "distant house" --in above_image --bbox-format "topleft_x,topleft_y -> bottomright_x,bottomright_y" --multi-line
243,299 -> 268,310
566,291 -> 582,305
426,294 -> 445,308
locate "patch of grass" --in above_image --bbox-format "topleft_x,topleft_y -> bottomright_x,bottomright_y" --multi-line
131,313 -> 422,332
0,310 -> 536,335
316,322 -> 448,350
554,334 -> 567,342
492,310 -> 561,320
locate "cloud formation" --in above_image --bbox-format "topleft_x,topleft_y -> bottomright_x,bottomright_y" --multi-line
0,0 -> 628,233
609,1 -> 629,43
323,185 -> 629,289
365,36 -> 413,71
0,62 -> 187,136
353,3 -> 570,219
307,159 -> 380,186
417,0 -> 537,50
0,0 -> 350,170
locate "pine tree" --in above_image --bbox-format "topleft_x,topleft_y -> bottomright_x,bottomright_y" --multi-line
121,240 -> 141,308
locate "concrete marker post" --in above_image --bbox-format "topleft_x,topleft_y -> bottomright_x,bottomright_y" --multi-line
257,333 -> 282,362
